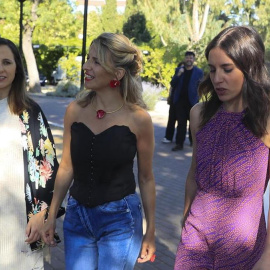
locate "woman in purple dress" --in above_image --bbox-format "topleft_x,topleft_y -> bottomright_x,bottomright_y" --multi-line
174,26 -> 270,269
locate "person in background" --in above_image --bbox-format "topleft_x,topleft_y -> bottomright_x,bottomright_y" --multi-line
41,32 -> 156,270
162,62 -> 184,145
163,51 -> 203,151
0,38 -> 59,269
174,26 -> 270,270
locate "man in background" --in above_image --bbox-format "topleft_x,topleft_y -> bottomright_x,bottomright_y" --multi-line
162,51 -> 203,151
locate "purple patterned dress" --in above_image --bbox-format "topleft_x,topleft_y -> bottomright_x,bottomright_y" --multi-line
175,107 -> 269,270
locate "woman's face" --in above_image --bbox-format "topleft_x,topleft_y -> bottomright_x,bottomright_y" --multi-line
0,45 -> 16,99
83,45 -> 113,91
208,47 -> 244,111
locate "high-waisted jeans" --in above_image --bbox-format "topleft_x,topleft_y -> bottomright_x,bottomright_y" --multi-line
63,193 -> 143,270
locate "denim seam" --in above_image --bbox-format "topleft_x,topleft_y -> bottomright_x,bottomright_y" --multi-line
78,206 -> 95,238
122,196 -> 136,270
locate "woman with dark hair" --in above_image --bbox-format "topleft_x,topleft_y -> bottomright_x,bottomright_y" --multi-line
174,26 -> 270,269
41,32 -> 156,270
0,38 -> 60,269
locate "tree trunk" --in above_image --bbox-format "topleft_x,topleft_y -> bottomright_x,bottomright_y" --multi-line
186,0 -> 210,44
22,0 -> 41,93
160,34 -> 168,47
193,0 -> 199,41
23,28 -> 40,93
198,1 -> 210,40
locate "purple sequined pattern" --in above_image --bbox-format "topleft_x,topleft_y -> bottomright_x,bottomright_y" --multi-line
175,107 -> 269,270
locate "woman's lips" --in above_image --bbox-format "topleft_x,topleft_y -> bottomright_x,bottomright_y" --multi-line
215,87 -> 227,95
85,74 -> 94,81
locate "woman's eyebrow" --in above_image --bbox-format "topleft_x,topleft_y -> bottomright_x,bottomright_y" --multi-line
208,63 -> 234,68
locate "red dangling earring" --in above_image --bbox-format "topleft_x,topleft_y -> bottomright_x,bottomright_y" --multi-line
110,79 -> 121,88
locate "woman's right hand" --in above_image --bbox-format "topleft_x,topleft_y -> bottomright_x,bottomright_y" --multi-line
177,66 -> 185,76
40,217 -> 57,247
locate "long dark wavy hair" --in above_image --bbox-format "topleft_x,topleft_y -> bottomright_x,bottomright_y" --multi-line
0,37 -> 30,114
199,26 -> 270,137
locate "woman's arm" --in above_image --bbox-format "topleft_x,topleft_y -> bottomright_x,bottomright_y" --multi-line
252,121 -> 270,269
40,102 -> 76,246
181,103 -> 202,227
252,204 -> 270,269
22,102 -> 59,246
133,109 -> 156,263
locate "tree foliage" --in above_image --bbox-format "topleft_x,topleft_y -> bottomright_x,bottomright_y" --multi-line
135,0 -> 186,46
123,12 -> 151,44
58,53 -> 81,82
0,0 -> 81,92
34,45 -> 65,82
35,0 -> 82,47
101,0 -> 122,33
87,11 -> 104,41
1,0 -> 270,94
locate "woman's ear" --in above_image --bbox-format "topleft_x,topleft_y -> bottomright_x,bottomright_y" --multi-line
115,68 -> 125,80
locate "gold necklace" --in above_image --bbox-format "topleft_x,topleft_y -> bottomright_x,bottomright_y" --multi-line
95,103 -> 124,119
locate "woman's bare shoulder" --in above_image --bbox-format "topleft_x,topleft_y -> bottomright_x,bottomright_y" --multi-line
66,100 -> 84,115
190,103 -> 203,132
191,102 -> 203,115
130,105 -> 152,125
262,116 -> 270,148
127,104 -> 153,137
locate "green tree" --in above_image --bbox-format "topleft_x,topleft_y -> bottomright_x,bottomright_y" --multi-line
58,53 -> 81,82
34,45 -> 65,82
101,0 -> 122,33
140,46 -> 179,89
123,12 -> 151,44
136,0 -> 185,47
22,0 -> 41,93
86,11 -> 103,41
0,1 -> 19,42
0,0 -> 81,92
35,0 -> 82,47
124,0 -> 139,17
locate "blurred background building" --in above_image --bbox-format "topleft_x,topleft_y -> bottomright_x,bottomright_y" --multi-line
76,0 -> 126,14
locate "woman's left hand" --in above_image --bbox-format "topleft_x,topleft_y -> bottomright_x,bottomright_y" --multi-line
137,232 -> 156,263
25,209 -> 46,244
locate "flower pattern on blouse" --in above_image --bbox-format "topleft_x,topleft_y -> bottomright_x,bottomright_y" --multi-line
19,102 -> 59,251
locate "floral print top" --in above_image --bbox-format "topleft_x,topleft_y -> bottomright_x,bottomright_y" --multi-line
19,100 -> 59,251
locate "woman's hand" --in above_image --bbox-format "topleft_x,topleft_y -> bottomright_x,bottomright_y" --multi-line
25,209 -> 46,244
40,217 -> 57,247
177,66 -> 185,76
137,232 -> 156,263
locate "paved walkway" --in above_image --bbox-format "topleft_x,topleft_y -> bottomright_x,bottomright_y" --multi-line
35,96 -> 192,270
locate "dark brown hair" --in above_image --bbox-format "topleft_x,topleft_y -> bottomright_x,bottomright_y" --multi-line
0,37 -> 30,114
199,26 -> 270,137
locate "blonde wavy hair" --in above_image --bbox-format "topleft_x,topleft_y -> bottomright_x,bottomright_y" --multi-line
77,32 -> 146,109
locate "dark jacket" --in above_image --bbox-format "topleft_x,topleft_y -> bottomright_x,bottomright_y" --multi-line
171,66 -> 203,106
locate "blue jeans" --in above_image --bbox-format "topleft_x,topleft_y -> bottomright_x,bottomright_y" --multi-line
63,194 -> 143,270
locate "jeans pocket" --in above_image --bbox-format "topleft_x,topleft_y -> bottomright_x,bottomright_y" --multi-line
66,196 -> 79,210
98,198 -> 128,213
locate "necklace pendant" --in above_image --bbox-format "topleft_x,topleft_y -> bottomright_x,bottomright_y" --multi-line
96,110 -> 106,119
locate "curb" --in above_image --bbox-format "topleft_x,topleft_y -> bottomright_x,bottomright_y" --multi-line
48,121 -> 64,129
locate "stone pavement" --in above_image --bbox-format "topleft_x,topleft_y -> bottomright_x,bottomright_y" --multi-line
39,98 -> 192,270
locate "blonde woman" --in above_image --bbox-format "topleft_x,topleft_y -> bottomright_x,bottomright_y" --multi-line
41,33 -> 156,270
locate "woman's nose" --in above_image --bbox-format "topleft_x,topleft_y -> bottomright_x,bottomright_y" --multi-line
83,59 -> 93,71
212,70 -> 223,84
